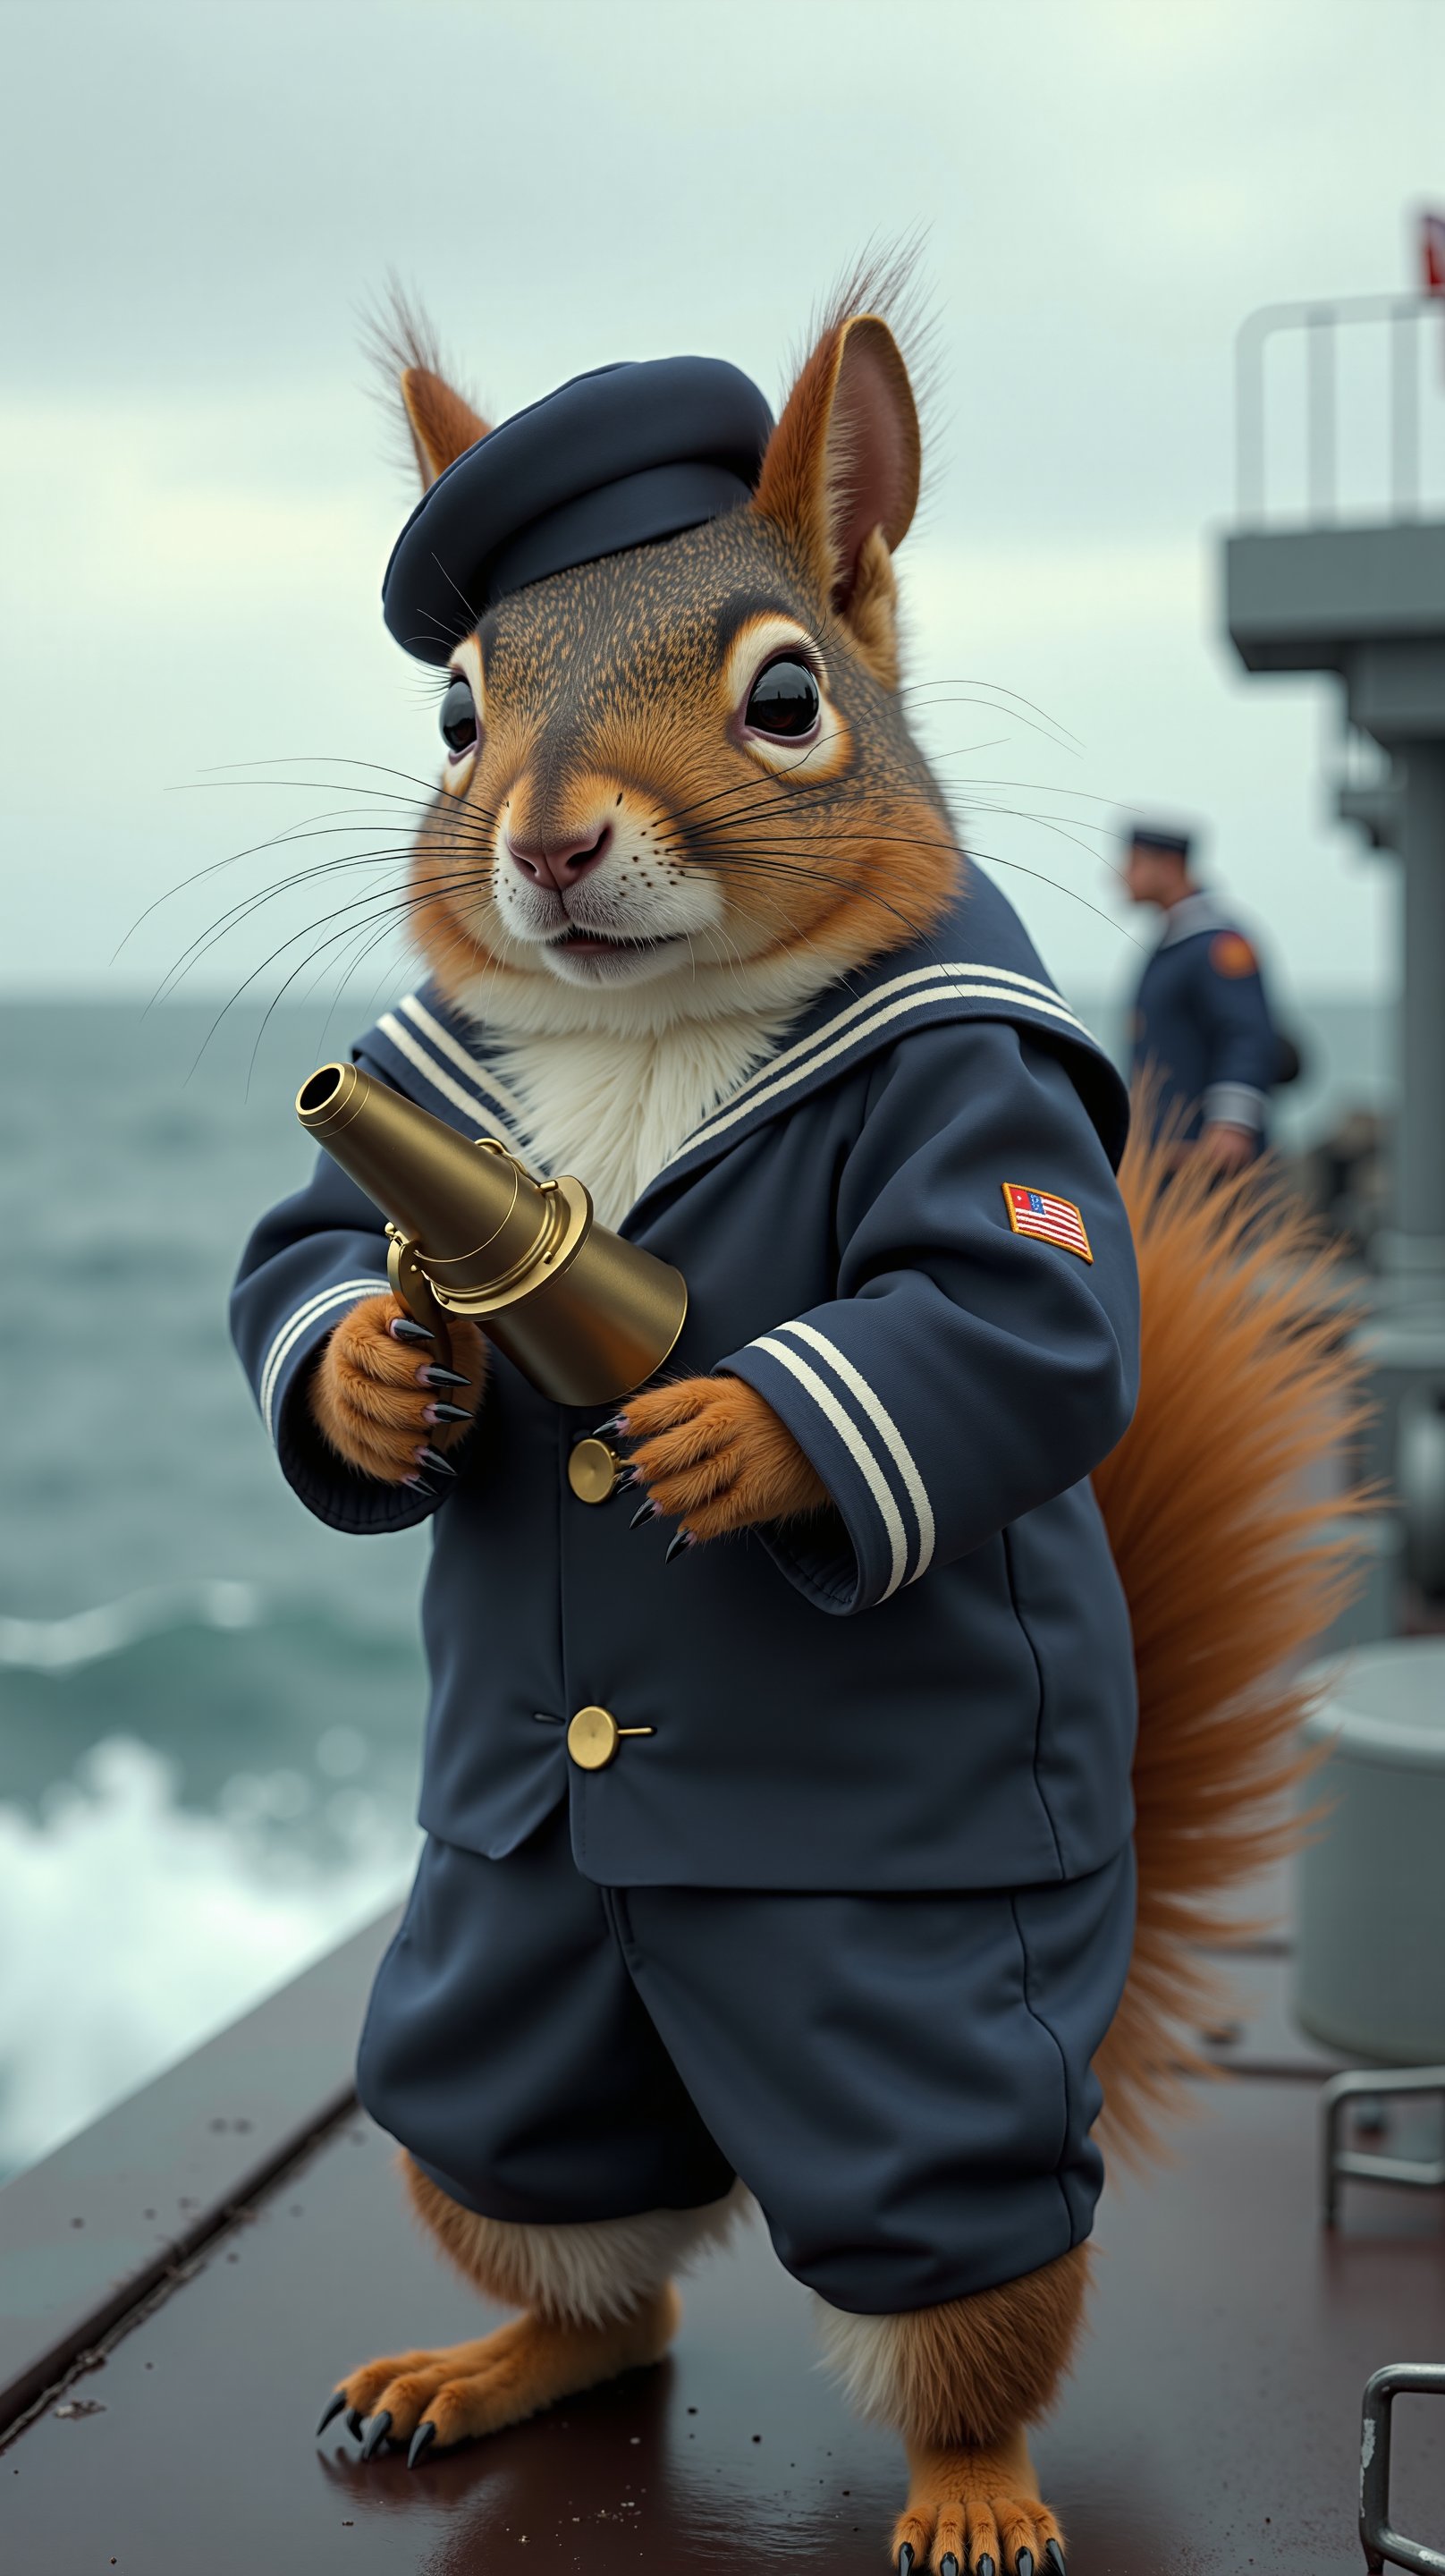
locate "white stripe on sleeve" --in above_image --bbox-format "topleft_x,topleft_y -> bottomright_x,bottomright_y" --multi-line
776,1319 -> 936,1581
259,1276 -> 388,1436
749,1335 -> 908,1600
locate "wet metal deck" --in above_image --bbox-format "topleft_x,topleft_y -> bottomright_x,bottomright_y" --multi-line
2,1920 -> 1441,2573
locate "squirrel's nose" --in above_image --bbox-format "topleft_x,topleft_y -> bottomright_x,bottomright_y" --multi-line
504,822 -> 613,893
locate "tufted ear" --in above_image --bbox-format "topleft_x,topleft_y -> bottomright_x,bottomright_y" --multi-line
752,313 -> 920,644
399,366 -> 491,490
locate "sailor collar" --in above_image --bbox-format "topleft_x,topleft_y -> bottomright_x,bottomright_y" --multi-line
353,862 -> 1126,1231
1155,890 -> 1226,950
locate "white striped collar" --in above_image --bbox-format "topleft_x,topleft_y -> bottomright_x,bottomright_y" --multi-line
356,868 -> 1120,1221
366,960 -> 1087,1159
373,990 -> 532,1148
680,958 -> 1088,1160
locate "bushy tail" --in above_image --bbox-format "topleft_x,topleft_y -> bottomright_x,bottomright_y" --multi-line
1091,1123 -> 1373,2162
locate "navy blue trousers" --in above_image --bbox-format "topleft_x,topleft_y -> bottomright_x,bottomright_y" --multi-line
358,1807 -> 1134,2316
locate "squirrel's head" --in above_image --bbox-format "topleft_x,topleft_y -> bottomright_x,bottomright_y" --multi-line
386,296 -> 959,1031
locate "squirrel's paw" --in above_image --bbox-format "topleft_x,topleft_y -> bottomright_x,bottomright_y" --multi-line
892,2434 -> 1067,2576
308,1293 -> 486,1486
317,2290 -> 679,2463
621,1374 -> 828,1542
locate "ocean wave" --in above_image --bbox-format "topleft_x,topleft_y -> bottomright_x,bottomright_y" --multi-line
0,1580 -> 266,1674
0,1736 -> 416,2177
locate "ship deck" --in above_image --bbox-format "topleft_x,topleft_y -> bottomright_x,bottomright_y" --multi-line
2,1911 -> 1441,2573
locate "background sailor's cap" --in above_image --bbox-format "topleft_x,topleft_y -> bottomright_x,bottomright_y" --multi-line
1125,821 -> 1193,860
382,354 -> 775,664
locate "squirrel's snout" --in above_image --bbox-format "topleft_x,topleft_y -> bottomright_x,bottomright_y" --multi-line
504,822 -> 613,894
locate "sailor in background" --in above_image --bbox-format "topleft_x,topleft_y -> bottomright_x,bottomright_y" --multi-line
1123,823 -> 1283,1173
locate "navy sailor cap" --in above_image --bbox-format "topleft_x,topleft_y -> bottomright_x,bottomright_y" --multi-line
382,354 -> 776,664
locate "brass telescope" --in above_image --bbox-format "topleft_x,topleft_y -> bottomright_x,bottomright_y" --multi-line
296,1062 -> 687,1408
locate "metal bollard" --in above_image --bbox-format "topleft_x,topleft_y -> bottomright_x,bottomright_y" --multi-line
1360,2361 -> 1445,2573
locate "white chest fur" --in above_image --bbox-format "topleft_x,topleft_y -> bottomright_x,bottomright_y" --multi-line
489,1013 -> 787,1229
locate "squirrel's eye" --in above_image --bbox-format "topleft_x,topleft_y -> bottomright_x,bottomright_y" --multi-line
744,657 -> 820,741
439,675 -> 479,758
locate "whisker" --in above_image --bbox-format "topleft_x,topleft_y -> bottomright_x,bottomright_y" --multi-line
156,858 -> 498,1012
896,677 -> 1083,751
150,847 -> 425,1005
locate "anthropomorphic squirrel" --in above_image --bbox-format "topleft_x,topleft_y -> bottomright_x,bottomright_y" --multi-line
232,281 -> 1365,2572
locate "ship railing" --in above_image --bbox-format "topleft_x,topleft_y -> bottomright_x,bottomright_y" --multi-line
1236,291 -> 1445,528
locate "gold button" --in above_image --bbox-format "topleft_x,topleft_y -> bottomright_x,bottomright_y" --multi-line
566,1705 -> 654,1770
568,1437 -> 621,1504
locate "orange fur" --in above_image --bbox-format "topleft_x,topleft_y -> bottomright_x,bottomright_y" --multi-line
320,2154 -> 683,2454
364,284 -> 490,487
823,2245 -> 1090,2450
374,281 -> 956,1024
1091,1123 -> 1373,2160
752,308 -> 921,619
622,1373 -> 828,1538
326,2291 -> 679,2453
310,1292 -> 486,1483
400,366 -> 490,487
893,2428 -> 1064,2574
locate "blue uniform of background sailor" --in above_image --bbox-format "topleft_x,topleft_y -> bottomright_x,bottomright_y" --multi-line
1122,822 -> 1283,1171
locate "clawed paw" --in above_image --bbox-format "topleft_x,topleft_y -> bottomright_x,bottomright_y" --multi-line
308,1293 -> 486,1487
620,1374 -> 828,1543
892,2440 -> 1065,2576
316,2334 -> 490,2461
315,2292 -> 679,2463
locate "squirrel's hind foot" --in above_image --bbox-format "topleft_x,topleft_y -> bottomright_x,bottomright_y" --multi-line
316,2283 -> 680,2462
892,2430 -> 1066,2576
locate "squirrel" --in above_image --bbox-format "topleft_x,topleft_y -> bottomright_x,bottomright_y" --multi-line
232,277 -> 1366,2572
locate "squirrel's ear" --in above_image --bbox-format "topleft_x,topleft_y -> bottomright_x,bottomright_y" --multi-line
399,366 -> 491,490
753,314 -> 920,627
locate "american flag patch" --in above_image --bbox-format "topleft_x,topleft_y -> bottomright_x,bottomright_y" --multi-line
1002,1184 -> 1093,1262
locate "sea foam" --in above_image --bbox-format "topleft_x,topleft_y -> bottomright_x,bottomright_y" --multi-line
0,1736 -> 414,2176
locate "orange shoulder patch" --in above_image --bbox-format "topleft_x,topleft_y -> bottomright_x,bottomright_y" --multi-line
1211,931 -> 1257,979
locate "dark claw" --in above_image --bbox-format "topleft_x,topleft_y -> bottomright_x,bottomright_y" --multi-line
1044,2546 -> 1066,2575
316,2390 -> 347,2435
389,1318 -> 434,1345
976,2560 -> 995,2576
420,1363 -> 469,1389
1016,2555 -> 1035,2576
359,2409 -> 393,2460
664,1529 -> 693,1563
941,2558 -> 959,2576
416,1447 -> 457,1478
345,2406 -> 366,2440
591,1416 -> 627,1439
425,1402 -> 472,1425
630,1500 -> 659,1529
401,1475 -> 435,1499
407,2420 -> 437,2469
895,2551 -> 914,2576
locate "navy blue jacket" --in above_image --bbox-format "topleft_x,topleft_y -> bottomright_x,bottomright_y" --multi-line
1130,892 -> 1280,1148
232,865 -> 1140,1894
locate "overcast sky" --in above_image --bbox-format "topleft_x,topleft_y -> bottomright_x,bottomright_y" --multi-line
3,0 -> 1441,1024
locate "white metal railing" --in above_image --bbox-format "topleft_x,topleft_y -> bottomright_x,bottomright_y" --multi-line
1236,292 -> 1445,525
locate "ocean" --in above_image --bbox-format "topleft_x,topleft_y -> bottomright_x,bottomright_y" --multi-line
0,988 -> 1395,2180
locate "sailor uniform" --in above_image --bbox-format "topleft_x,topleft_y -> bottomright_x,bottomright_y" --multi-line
358,1806 -> 1135,2314
1130,890 -> 1280,1148
232,861 -> 1142,2309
